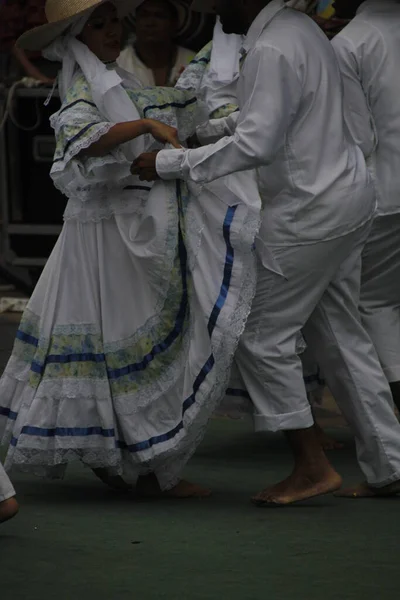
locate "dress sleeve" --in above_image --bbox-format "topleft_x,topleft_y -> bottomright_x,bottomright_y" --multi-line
50,75 -> 136,201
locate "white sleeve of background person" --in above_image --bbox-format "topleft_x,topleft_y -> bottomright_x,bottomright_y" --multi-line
156,45 -> 302,182
332,33 -> 376,159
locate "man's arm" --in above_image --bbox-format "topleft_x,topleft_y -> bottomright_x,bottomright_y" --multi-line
332,34 -> 376,158
155,45 -> 302,184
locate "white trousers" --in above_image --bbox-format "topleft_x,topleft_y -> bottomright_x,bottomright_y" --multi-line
235,221 -> 400,487
0,460 -> 15,502
360,214 -> 400,382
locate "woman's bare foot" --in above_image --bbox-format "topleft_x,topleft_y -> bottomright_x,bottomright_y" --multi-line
315,423 -> 344,451
252,464 -> 343,507
92,468 -> 132,492
334,480 -> 400,498
0,497 -> 19,523
136,474 -> 211,499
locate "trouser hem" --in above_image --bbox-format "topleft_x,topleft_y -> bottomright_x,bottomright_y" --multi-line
253,406 -> 314,433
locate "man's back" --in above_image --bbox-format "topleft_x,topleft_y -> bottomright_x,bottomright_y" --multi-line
237,5 -> 372,244
333,0 -> 400,215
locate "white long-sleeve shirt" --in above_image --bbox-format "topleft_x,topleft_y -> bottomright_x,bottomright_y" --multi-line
156,0 -> 374,246
332,0 -> 400,216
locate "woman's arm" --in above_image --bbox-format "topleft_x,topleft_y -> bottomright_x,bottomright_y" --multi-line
80,118 -> 182,157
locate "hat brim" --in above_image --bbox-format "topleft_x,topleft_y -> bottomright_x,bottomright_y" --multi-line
17,0 -> 142,51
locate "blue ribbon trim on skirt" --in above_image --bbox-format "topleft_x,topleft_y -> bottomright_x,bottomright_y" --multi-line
6,199 -> 238,455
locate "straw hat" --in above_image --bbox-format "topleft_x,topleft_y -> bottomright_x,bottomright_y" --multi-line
17,0 -> 141,51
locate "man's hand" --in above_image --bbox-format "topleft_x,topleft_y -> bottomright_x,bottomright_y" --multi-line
131,151 -> 160,181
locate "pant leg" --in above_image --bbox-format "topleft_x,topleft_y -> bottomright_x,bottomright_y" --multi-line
360,214 -> 400,382
0,461 -> 15,502
303,225 -> 400,487
235,233 -> 361,432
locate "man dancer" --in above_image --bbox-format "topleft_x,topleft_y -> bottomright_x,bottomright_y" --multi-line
332,0 -> 400,419
133,0 -> 400,505
191,10 -> 340,450
0,461 -> 18,523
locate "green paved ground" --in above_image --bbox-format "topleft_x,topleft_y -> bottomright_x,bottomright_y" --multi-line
1,418 -> 399,600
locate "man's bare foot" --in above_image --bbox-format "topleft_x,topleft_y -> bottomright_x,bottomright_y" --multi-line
92,468 -> 132,492
252,464 -> 343,507
315,423 -> 344,451
334,480 -> 400,498
136,474 -> 211,499
0,497 -> 19,523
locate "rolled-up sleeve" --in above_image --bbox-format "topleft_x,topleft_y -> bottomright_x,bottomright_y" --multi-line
332,34 -> 376,158
156,45 -> 302,184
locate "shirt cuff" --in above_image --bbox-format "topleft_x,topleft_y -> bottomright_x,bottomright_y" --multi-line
156,148 -> 186,180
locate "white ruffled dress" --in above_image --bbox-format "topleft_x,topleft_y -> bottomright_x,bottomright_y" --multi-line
0,70 -> 260,489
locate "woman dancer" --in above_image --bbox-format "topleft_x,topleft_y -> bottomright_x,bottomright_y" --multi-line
0,0 -> 259,497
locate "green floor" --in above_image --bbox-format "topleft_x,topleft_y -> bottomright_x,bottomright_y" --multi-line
1,418 -> 399,600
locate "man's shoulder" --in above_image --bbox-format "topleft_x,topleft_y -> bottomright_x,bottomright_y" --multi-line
252,10 -> 330,62
257,9 -> 327,46
334,12 -> 388,51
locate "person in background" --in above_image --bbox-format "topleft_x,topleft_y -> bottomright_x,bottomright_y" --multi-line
0,461 -> 18,523
0,0 -> 55,83
118,0 -> 195,87
332,0 -> 400,429
312,0 -> 349,38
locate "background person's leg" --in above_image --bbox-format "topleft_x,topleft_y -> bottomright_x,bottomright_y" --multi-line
360,215 -> 400,411
303,226 -> 400,490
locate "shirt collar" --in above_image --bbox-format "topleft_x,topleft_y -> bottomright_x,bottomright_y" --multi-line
243,0 -> 287,52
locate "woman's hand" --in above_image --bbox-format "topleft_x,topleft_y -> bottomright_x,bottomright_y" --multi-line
145,119 -> 182,149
